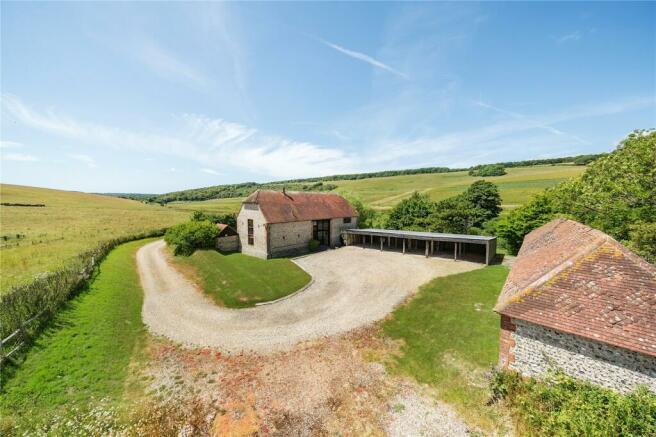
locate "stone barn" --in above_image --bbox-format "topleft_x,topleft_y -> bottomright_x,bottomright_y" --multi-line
495,218 -> 656,393
236,189 -> 358,259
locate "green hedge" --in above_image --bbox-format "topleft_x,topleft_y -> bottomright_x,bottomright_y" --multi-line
0,229 -> 166,341
491,370 -> 656,436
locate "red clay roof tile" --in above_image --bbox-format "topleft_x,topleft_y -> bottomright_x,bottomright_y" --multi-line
496,218 -> 656,357
242,190 -> 358,224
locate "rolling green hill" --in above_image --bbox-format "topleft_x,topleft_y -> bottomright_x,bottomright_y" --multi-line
0,184 -> 187,292
159,164 -> 586,215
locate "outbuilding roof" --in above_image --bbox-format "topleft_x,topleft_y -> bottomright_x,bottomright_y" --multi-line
496,218 -> 656,357
242,190 -> 358,224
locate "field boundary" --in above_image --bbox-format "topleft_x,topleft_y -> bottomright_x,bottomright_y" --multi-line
0,230 -> 166,372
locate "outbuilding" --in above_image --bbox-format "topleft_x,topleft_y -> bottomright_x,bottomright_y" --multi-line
495,218 -> 656,393
215,223 -> 239,252
236,189 -> 358,259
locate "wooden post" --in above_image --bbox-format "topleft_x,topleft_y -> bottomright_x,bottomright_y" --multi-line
430,240 -> 434,255
362,235 -> 365,249
485,243 -> 489,265
403,239 -> 406,254
380,238 -> 383,251
425,242 -> 429,257
454,242 -> 457,261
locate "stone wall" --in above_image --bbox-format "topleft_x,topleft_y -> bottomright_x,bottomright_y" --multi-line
508,319 -> 656,393
236,205 -> 269,259
269,221 -> 313,257
216,235 -> 239,252
330,217 -> 358,247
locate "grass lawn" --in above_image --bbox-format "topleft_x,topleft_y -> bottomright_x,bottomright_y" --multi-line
170,249 -> 312,308
0,239 -> 151,429
381,265 -> 510,432
0,184 -> 187,293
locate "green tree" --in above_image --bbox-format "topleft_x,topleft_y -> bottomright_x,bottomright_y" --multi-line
165,221 -> 220,256
496,194 -> 555,254
468,164 -> 506,177
387,192 -> 436,230
342,195 -> 379,228
462,180 -> 502,227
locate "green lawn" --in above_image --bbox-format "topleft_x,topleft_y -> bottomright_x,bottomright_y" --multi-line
0,239 -> 151,429
170,249 -> 312,308
381,265 -> 510,432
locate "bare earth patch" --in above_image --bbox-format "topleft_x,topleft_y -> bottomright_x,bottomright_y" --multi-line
137,240 -> 482,354
140,328 -> 475,436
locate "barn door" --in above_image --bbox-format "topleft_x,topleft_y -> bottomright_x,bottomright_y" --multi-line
313,220 -> 330,246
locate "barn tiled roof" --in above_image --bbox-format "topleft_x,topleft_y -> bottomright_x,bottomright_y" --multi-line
496,218 -> 656,357
243,190 -> 358,224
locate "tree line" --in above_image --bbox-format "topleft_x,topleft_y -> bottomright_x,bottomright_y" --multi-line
106,153 -> 606,204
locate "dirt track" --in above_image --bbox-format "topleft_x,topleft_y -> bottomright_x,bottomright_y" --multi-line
137,240 -> 482,354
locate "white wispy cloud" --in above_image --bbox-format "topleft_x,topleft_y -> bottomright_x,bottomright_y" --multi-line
318,38 -> 409,79
3,152 -> 38,162
68,153 -> 97,168
1,94 -> 356,179
137,40 -> 209,87
555,31 -> 582,44
201,168 -> 221,175
0,140 -> 24,149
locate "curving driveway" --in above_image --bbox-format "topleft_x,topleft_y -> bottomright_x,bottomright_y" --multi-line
137,240 -> 482,354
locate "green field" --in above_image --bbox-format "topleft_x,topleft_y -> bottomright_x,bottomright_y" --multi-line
169,249 -> 311,308
382,265 -> 510,432
165,197 -> 245,215
333,164 -> 584,210
0,184 -> 187,293
0,239 -> 150,432
161,164 -> 584,216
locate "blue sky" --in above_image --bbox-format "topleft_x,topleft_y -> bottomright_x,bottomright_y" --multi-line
1,2 -> 654,193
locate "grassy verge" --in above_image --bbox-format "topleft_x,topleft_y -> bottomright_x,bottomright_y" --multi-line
0,238 -> 152,431
381,265 -> 510,432
169,249 -> 311,308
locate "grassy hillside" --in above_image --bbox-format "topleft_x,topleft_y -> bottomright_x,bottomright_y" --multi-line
163,164 -> 585,216
0,184 -> 187,293
333,164 -> 585,211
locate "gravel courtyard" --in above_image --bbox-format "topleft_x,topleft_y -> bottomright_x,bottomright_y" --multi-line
137,240 -> 482,354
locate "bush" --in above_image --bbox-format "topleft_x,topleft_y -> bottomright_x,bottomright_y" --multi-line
495,194 -> 555,254
164,221 -> 219,256
308,239 -> 320,252
490,370 -> 656,436
190,211 -> 236,228
469,164 -> 506,177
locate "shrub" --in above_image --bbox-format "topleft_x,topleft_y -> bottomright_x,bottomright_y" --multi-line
495,194 -> 555,254
165,221 -> 219,256
468,164 -> 506,177
490,370 -> 656,436
190,211 -> 236,228
308,239 -> 320,252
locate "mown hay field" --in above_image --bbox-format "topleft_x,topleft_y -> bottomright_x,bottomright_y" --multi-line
165,197 -> 245,215
0,184 -> 187,293
332,164 -> 585,211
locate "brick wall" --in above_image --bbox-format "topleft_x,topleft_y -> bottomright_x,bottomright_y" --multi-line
498,314 -> 516,369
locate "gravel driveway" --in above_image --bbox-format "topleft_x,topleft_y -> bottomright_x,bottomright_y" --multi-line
137,240 -> 482,354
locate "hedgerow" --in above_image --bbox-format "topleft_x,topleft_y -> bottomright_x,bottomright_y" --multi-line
0,229 -> 165,341
490,370 -> 656,436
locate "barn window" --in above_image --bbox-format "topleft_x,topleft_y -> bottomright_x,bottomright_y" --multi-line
343,217 -> 352,224
247,219 -> 254,245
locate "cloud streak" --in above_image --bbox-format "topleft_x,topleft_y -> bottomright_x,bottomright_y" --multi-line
555,31 -> 582,44
3,153 -> 38,162
1,94 -> 356,179
318,38 -> 408,79
68,153 -> 97,168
